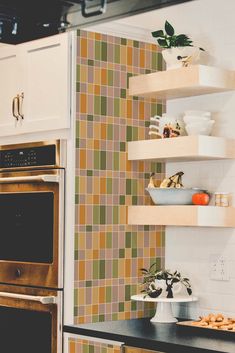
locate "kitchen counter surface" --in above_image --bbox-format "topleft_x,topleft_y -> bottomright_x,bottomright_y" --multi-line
64,318 -> 235,353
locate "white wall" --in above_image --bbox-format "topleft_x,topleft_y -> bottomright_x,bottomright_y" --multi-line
119,0 -> 235,318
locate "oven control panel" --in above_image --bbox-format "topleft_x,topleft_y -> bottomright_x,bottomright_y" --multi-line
0,145 -> 56,169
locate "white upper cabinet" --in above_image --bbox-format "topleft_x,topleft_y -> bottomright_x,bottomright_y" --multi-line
0,32 -> 72,137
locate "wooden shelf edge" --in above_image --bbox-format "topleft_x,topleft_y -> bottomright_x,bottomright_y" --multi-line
128,65 -> 235,99
128,136 -> 235,162
128,205 -> 235,227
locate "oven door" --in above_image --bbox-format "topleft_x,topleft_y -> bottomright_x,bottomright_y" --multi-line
0,284 -> 62,353
0,169 -> 64,289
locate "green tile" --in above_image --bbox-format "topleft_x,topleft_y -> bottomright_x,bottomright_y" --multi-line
132,232 -> 137,248
92,316 -> 99,323
87,170 -> 93,176
99,314 -> 105,322
77,29 -> 81,36
157,104 -> 163,116
132,196 -> 137,205
74,288 -> 78,306
119,302 -> 124,312
75,233 -> 78,250
75,194 -> 79,204
100,260 -> 105,279
106,232 -> 112,248
75,176 -> 79,193
151,103 -> 158,116
85,280 -> 92,287
107,178 -> 112,194
100,205 -> 106,224
93,205 -> 100,224
88,59 -> 94,66
144,225 -> 149,231
93,260 -> 99,279
131,301 -> 137,311
126,126 -> 132,142
101,96 -> 107,116
145,69 -> 151,74
83,344 -> 89,353
112,313 -> 118,321
76,82 -> 80,92
107,124 -> 113,140
94,150 -> 100,169
94,96 -> 101,115
120,142 -> 125,152
87,114 -> 93,121
125,285 -> 131,301
113,206 -> 119,224
132,179 -> 137,195
106,286 -> 112,302
121,38 -> 127,45
132,127 -> 138,141
86,225 -> 92,232
74,306 -> 78,317
76,138 -> 79,148
157,163 -> 162,173
113,152 -> 119,171
120,88 -> 126,98
144,173 -> 150,179
76,121 -> 79,136
119,195 -> 125,205
126,179 -> 131,195
108,70 -> 113,86
125,232 -> 132,248
151,162 -> 161,173
132,248 -> 137,257
95,41 -> 101,60
119,249 -> 125,258
127,72 -> 133,88
157,52 -> 163,70
113,259 -> 118,278
100,151 -> 106,170
133,96 -> 139,101
75,249 -> 78,260
101,42 -> 107,61
133,40 -> 139,48
114,45 -> 120,63
89,344 -> 95,353
152,51 -> 158,70
114,98 -> 120,117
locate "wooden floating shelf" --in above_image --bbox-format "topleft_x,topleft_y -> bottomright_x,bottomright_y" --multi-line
128,135 -> 235,162
128,65 -> 235,99
128,206 -> 235,227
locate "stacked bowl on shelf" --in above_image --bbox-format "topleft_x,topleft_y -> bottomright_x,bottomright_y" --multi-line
183,110 -> 215,136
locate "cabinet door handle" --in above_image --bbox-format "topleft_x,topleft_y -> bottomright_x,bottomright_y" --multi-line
81,0 -> 107,18
12,96 -> 19,120
18,92 -> 24,120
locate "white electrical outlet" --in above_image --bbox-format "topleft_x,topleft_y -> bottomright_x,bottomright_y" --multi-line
210,254 -> 230,281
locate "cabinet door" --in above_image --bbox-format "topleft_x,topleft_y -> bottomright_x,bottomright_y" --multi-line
20,32 -> 71,134
0,46 -> 20,136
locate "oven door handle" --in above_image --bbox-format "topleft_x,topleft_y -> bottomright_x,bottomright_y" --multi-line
0,175 -> 60,183
0,292 -> 57,304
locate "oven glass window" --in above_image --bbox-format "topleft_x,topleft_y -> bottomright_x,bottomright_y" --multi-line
0,192 -> 54,263
0,306 -> 52,353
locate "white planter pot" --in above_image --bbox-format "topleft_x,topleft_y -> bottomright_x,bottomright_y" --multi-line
162,47 -> 201,70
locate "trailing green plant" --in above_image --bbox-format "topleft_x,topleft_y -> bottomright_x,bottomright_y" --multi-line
140,264 -> 192,299
152,20 -> 204,51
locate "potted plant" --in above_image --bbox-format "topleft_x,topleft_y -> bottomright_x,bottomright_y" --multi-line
152,20 -> 204,70
140,263 -> 192,299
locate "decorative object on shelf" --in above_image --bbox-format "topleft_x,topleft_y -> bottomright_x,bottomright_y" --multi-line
192,192 -> 210,206
159,171 -> 184,188
214,192 -> 230,207
151,20 -> 205,70
149,114 -> 185,139
140,264 -> 192,299
183,109 -> 214,136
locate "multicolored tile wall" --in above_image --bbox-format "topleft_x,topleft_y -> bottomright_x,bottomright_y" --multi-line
69,338 -> 121,353
74,29 -> 165,331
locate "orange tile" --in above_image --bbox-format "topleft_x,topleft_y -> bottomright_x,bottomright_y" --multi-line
99,232 -> 105,248
140,49 -> 145,67
126,100 -> 132,119
92,304 -> 99,314
100,178 -> 106,194
80,93 -> 87,114
93,249 -> 99,259
94,85 -> 100,95
99,287 -> 105,303
125,259 -> 131,278
139,101 -> 145,120
79,205 -> 85,225
95,32 -> 101,40
94,139 -> 100,149
93,195 -> 100,204
127,47 -> 133,66
81,38 -> 87,58
101,68 -> 107,85
79,261 -> 85,280
79,149 -> 86,169
101,123 -> 107,139
69,341 -> 75,353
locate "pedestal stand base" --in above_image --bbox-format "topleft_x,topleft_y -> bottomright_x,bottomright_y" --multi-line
150,302 -> 178,323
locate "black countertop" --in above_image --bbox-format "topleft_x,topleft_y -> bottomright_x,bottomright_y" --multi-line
64,318 -> 235,353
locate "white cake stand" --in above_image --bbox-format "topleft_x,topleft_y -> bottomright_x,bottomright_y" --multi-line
131,294 -> 198,323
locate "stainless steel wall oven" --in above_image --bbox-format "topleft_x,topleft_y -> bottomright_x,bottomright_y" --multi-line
0,140 -> 66,353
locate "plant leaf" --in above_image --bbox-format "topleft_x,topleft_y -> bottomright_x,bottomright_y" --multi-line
187,288 -> 192,295
165,21 -> 174,36
152,30 -> 164,38
157,39 -> 168,48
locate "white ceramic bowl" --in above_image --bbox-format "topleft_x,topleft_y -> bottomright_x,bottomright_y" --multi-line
184,110 -> 211,117
183,116 -> 211,125
185,120 -> 215,136
146,187 -> 206,205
